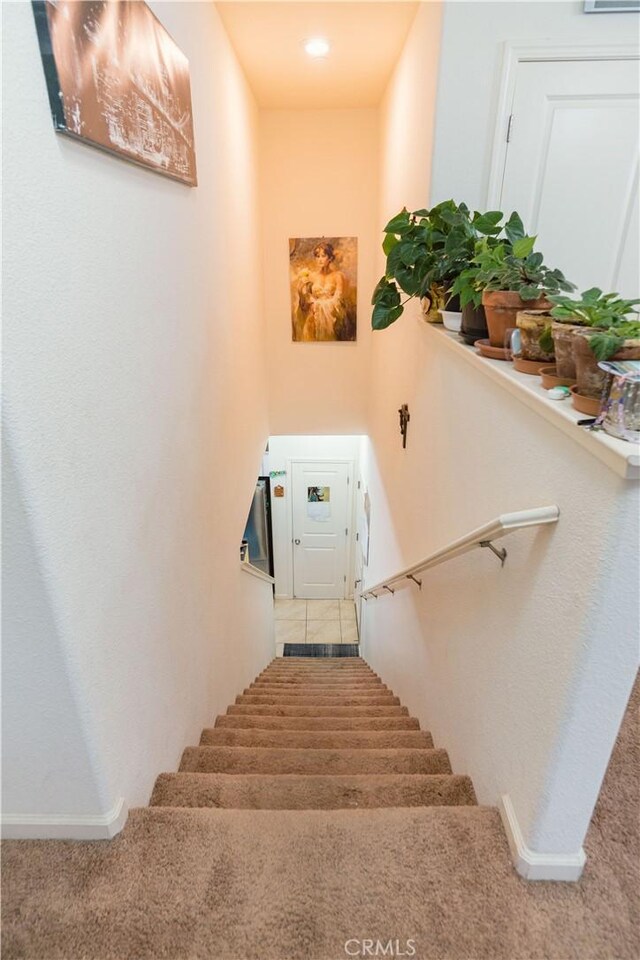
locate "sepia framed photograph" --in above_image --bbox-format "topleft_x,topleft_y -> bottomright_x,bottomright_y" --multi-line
32,0 -> 197,186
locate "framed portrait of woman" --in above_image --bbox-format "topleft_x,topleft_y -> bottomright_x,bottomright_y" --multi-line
289,237 -> 357,342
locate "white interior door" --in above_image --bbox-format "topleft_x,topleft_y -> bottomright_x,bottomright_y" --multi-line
498,58 -> 639,296
291,460 -> 350,599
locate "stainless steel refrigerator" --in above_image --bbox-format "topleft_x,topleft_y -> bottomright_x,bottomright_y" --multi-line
242,477 -> 274,579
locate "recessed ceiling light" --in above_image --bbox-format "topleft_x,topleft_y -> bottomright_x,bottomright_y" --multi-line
304,38 -> 330,59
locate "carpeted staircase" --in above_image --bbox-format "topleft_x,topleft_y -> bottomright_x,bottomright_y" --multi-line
150,656 -> 477,810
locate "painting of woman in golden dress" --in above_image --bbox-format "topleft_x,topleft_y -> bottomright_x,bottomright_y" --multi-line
290,237 -> 357,342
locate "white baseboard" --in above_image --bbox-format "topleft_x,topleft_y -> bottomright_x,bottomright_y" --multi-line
1,796 -> 128,840
499,794 -> 586,881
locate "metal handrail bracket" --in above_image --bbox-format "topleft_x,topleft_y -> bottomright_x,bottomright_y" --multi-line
360,506 -> 559,600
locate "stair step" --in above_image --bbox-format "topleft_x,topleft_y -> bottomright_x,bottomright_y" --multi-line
228,704 -> 409,716
213,714 -> 421,731
259,670 -> 378,680
261,667 -> 374,674
150,772 -> 476,809
179,745 -> 452,775
200,728 -> 433,749
252,678 -> 384,686
243,686 -> 391,697
236,694 -> 400,706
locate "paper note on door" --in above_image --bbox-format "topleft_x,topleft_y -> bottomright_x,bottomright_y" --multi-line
307,486 -> 331,521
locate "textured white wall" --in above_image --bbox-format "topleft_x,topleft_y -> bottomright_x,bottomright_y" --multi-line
260,108 -> 379,435
363,0 -> 639,860
2,1 -> 273,830
430,1 -> 638,208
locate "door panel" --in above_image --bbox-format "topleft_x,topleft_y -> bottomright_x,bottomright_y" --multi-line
292,461 -> 350,599
500,59 -> 639,296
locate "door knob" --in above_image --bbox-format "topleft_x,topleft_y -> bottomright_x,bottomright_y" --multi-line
294,539 -> 301,545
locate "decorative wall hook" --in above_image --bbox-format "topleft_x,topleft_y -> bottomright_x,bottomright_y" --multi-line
398,404 -> 410,448
383,585 -> 395,595
407,574 -> 422,589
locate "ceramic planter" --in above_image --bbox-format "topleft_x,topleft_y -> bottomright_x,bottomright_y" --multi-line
420,290 -> 443,324
516,310 -> 555,362
482,290 -> 551,349
460,303 -> 488,345
441,311 -> 462,332
551,322 -> 583,380
573,331 -> 640,399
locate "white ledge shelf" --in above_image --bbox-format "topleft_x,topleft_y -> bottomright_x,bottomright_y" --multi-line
241,560 -> 275,585
424,324 -> 640,481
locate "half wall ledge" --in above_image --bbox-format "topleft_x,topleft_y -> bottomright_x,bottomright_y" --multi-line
423,324 -> 640,481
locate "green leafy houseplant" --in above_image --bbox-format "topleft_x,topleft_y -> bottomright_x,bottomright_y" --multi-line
548,288 -> 640,357
371,201 -> 503,330
465,213 -> 575,352
470,213 -> 574,301
548,288 -> 640,399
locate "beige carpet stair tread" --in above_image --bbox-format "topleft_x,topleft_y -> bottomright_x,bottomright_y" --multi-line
200,727 -> 433,749
4,672 -> 638,960
150,772 -> 477,809
241,687 -> 393,698
179,745 -> 452,775
228,704 -> 409,716
214,713 -> 421,730
236,694 -> 401,705
259,668 -> 377,677
257,669 -> 380,677
251,680 -> 386,688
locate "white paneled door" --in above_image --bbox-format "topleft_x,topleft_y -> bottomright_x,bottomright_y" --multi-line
291,460 -> 351,599
498,58 -> 639,296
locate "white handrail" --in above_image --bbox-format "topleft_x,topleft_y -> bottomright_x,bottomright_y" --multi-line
360,506 -> 560,600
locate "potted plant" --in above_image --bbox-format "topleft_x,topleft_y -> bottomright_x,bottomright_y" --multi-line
470,213 -> 574,356
548,288 -> 631,379
549,290 -> 640,405
447,211 -> 504,344
371,202 -> 502,332
549,289 -> 640,412
516,309 -> 556,369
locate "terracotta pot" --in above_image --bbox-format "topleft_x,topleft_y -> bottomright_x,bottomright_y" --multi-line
482,290 -> 551,349
573,331 -> 640,399
516,310 -> 555,362
570,385 -> 601,417
539,365 -> 576,390
460,303 -> 488,345
551,322 -> 583,380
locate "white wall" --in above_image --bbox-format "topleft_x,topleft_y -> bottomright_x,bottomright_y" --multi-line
430,0 -> 639,208
362,0 -> 639,868
265,435 -> 362,598
2,1 -> 274,835
260,109 -> 378,435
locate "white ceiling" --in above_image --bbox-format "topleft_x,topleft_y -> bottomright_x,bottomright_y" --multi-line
215,2 -> 419,108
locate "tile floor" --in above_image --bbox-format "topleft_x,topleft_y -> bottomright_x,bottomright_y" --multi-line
274,599 -> 358,656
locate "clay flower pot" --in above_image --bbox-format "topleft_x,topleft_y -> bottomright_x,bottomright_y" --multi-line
516,310 -> 555,362
573,331 -> 640,399
551,322 -> 583,380
482,290 -> 551,349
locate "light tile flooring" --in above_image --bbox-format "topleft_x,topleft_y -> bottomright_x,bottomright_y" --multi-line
274,599 -> 358,656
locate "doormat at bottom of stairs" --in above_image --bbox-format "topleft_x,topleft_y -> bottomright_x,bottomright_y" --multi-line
284,643 -> 360,658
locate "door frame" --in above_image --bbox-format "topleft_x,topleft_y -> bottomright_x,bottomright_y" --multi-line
287,458 -> 355,601
486,41 -> 639,208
